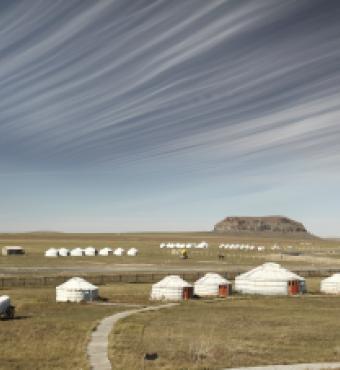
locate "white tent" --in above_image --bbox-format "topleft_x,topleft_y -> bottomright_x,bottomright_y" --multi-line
84,246 -> 97,256
70,248 -> 85,257
56,277 -> 98,302
45,248 -> 59,257
195,241 -> 208,249
127,248 -> 138,256
58,248 -> 70,257
150,275 -> 193,301
321,274 -> 340,294
235,262 -> 305,295
194,273 -> 232,297
99,247 -> 113,256
113,247 -> 125,256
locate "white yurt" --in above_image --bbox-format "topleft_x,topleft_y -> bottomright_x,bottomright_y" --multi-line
99,247 -> 113,256
127,248 -> 138,256
70,248 -> 85,257
194,273 -> 232,297
321,274 -> 340,294
58,248 -> 70,257
56,277 -> 98,302
235,263 -> 305,295
84,246 -> 97,256
150,275 -> 193,301
0,295 -> 14,319
45,248 -> 59,257
113,247 -> 125,256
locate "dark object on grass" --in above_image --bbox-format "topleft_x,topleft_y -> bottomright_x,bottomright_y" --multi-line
144,352 -> 158,361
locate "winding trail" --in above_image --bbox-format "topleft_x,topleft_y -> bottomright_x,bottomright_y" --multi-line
87,303 -> 178,370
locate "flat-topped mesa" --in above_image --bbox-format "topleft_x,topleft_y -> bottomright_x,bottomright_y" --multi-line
213,216 -> 308,234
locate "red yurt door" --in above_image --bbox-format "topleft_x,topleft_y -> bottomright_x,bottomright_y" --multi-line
182,287 -> 193,300
288,280 -> 299,295
218,284 -> 230,298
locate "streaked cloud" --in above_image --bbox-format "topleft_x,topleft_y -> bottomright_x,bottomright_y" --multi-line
0,0 -> 339,234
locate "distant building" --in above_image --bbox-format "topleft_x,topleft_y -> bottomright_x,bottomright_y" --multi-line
2,246 -> 25,256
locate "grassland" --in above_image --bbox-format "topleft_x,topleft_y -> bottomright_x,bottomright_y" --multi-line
1,232 -> 340,276
0,283 -> 152,370
109,278 -> 340,370
2,279 -> 340,369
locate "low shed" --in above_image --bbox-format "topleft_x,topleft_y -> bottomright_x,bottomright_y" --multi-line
2,246 -> 25,256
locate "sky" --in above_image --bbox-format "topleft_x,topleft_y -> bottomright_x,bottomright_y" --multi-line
0,0 -> 339,236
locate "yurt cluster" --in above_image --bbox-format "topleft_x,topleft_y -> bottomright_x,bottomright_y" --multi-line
150,263 -> 308,301
160,241 -> 208,249
45,246 -> 138,257
218,243 -> 294,252
52,263 -> 340,304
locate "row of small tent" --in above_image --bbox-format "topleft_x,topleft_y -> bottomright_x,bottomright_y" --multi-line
54,267 -> 340,303
160,242 -> 208,249
218,244 -> 294,251
45,247 -> 138,257
219,244 -> 266,251
150,263 -> 340,300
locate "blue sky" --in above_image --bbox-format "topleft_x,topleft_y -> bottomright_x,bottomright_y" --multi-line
0,0 -> 339,235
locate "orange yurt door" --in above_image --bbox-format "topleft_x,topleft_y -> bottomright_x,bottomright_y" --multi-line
182,287 -> 193,300
218,284 -> 230,298
288,280 -> 299,295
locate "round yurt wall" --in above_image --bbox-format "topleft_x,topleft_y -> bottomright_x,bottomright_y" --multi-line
235,263 -> 305,296
56,277 -> 98,302
194,273 -> 231,297
321,274 -> 340,294
150,275 -> 193,301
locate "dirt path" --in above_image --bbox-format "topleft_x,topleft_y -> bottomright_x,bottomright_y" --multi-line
87,303 -> 178,370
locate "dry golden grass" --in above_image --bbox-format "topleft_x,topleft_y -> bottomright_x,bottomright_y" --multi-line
0,232 -> 339,273
109,279 -> 340,370
0,284 -> 151,370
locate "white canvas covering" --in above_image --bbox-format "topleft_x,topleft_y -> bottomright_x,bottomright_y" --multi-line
56,277 -> 98,302
194,273 -> 231,297
127,248 -> 138,256
84,246 -> 97,256
150,275 -> 192,301
45,248 -> 59,257
0,295 -> 11,314
235,263 -> 305,295
58,248 -> 70,257
113,248 -> 125,256
321,274 -> 340,294
70,248 -> 85,256
99,247 -> 113,256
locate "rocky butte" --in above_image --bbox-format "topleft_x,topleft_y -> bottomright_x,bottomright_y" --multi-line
213,216 -> 309,234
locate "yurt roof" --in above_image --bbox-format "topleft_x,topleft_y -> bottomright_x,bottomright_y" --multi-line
322,273 -> 340,283
46,248 -> 58,252
57,277 -> 98,291
85,246 -> 96,251
58,248 -> 69,252
195,273 -> 231,285
236,263 -> 304,282
153,275 -> 192,288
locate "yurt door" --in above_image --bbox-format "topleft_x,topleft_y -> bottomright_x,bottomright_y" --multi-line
288,280 -> 299,295
218,284 -> 229,298
182,287 -> 193,300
